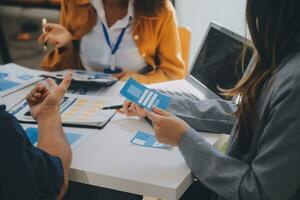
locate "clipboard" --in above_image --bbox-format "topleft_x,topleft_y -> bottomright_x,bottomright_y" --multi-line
9,95 -> 118,129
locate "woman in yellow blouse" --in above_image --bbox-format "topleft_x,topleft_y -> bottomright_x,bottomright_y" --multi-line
40,0 -> 186,84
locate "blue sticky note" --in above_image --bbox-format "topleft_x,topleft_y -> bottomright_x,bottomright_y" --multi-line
120,78 -> 171,110
25,127 -> 82,145
130,131 -> 170,149
0,72 -> 8,79
66,133 -> 82,144
25,127 -> 38,144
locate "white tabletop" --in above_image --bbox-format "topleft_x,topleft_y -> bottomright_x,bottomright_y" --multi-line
1,81 -> 219,200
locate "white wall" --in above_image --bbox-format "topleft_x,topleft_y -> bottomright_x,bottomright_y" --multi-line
176,0 -> 247,68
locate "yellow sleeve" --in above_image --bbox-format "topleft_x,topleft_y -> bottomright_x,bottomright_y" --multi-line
137,2 -> 186,84
40,0 -> 77,71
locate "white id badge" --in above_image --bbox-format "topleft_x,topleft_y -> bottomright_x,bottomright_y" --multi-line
110,54 -> 116,72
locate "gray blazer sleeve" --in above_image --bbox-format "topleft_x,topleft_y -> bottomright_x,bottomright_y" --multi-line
167,97 -> 236,134
178,80 -> 300,200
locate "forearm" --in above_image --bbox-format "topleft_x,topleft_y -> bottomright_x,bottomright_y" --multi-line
37,106 -> 71,164
37,107 -> 72,196
179,128 -> 259,200
169,98 -> 236,134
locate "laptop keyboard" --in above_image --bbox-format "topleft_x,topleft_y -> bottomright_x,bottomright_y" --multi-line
153,88 -> 202,101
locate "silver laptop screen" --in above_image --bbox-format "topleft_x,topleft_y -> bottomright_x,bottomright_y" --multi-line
190,26 -> 252,98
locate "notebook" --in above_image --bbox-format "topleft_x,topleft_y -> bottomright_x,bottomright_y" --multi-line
10,95 -> 117,129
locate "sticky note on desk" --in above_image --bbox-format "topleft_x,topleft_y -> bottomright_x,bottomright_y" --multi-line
120,78 -> 171,110
130,131 -> 170,149
25,127 -> 82,145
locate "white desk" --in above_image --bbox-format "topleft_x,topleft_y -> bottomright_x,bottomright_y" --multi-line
1,81 -> 219,200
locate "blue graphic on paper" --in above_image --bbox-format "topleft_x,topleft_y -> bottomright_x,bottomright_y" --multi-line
26,127 -> 39,144
130,131 -> 170,149
11,101 -> 28,115
0,72 -> 8,79
18,74 -> 34,81
11,97 -> 70,116
66,132 -> 82,144
25,127 -> 82,145
60,97 -> 77,114
0,72 -> 33,92
0,80 -> 20,91
120,78 -> 171,110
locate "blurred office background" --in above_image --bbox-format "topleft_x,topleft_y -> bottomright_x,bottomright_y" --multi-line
0,4 -> 59,68
0,0 -> 246,69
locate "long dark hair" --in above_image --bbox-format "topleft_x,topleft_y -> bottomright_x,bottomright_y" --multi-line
225,0 -> 300,151
134,0 -> 165,16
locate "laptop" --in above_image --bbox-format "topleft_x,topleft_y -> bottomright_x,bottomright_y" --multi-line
149,22 -> 253,101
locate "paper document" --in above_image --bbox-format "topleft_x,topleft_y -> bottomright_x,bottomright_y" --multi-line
10,95 -> 117,129
23,125 -> 94,149
130,131 -> 171,149
0,63 -> 44,97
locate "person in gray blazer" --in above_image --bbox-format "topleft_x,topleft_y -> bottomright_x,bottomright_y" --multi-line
119,0 -> 300,199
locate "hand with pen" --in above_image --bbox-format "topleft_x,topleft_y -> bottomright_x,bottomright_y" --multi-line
38,19 -> 72,50
116,101 -> 148,117
117,101 -> 189,146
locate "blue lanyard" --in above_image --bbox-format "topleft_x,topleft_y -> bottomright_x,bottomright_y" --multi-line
101,22 -> 129,55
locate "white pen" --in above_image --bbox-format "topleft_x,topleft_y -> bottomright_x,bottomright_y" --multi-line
42,18 -> 47,52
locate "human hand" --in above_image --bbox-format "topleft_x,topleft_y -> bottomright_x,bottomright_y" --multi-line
112,72 -> 129,81
117,101 -> 148,118
147,107 -> 190,146
26,73 -> 72,121
38,23 -> 72,49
